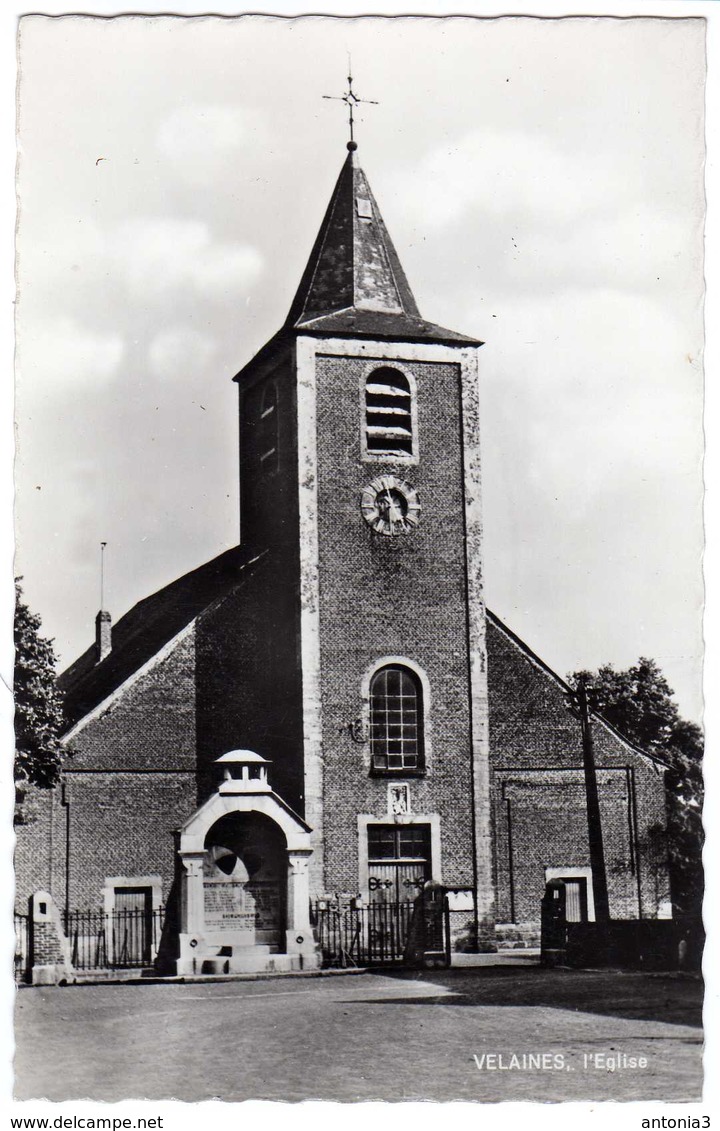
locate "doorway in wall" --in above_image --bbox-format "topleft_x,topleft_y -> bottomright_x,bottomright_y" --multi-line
113,886 -> 153,966
558,876 -> 589,922
367,824 -> 431,904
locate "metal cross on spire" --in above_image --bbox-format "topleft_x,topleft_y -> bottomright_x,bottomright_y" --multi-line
323,64 -> 378,150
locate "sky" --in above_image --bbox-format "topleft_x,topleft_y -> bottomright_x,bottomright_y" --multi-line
14,14 -> 706,721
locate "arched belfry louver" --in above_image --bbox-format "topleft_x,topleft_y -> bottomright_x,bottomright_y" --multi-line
364,367 -> 414,458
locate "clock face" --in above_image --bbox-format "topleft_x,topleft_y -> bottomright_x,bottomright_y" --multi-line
361,475 -> 421,536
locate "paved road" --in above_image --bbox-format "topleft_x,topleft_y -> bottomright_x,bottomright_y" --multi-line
14,967 -> 703,1102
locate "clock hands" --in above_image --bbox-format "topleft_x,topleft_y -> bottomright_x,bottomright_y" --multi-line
381,486 -> 405,533
362,475 -> 420,536
384,487 -> 399,533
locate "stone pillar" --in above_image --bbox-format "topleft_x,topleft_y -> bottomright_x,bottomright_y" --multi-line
176,852 -> 206,975
30,890 -> 73,985
460,346 -> 497,951
285,850 -> 317,963
295,336 -> 325,896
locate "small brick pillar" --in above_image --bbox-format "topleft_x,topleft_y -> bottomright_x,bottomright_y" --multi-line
30,891 -> 73,985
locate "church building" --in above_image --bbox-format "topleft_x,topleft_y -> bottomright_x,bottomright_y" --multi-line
15,136 -> 671,975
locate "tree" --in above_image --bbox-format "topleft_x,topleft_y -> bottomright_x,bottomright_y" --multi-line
569,657 -> 703,917
14,579 -> 66,821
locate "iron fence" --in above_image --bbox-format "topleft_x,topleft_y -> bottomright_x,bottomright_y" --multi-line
65,907 -> 165,970
312,900 -> 417,967
14,913 -> 29,983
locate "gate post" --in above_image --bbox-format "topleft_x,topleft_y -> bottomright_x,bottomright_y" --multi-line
176,852 -> 206,975
285,850 -> 316,961
404,882 -> 450,968
29,891 -> 73,985
541,880 -> 567,967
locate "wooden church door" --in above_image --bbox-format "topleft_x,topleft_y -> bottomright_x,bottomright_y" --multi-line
367,824 -> 431,904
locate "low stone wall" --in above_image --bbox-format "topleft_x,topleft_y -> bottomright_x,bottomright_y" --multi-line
495,922 -> 541,950
558,917 -> 704,972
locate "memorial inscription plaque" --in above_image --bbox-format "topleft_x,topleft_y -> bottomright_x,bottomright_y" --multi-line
202,848 -> 282,938
204,879 -> 252,931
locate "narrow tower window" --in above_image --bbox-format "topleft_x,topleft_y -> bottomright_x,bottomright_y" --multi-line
370,665 -> 424,772
258,379 -> 278,473
364,367 -> 414,458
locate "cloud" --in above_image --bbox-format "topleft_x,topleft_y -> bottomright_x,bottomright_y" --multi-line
108,217 -> 264,301
21,211 -> 263,301
17,315 -> 124,387
156,104 -> 269,186
388,129 -> 701,319
394,129 -> 638,230
501,206 -> 701,296
478,288 -> 703,516
148,326 -> 217,380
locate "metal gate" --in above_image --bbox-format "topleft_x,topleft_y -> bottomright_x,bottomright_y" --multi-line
312,883 -> 451,968
113,888 -> 153,967
65,906 -> 164,970
312,900 -> 418,966
14,914 -> 29,983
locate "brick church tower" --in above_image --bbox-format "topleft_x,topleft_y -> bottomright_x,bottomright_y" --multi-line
232,139 -> 494,934
15,130 -> 672,976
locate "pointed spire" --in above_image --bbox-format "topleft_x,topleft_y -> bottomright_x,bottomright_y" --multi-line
284,148 -> 479,346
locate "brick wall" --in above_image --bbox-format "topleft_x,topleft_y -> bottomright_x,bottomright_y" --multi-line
14,785 -> 54,911
31,922 -> 66,967
62,771 -> 196,909
195,349 -> 306,814
495,771 -> 642,922
66,631 -> 197,773
314,354 -> 476,893
239,353 -> 299,561
195,559 -> 305,814
487,615 -> 670,926
18,630 -> 200,911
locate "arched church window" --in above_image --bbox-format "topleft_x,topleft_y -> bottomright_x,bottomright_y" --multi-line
370,665 -> 424,772
258,379 -> 278,473
364,367 -> 415,458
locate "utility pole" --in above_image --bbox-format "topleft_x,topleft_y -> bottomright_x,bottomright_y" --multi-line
569,676 -> 611,925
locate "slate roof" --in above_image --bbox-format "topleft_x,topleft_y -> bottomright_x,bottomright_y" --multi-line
286,148 -> 480,347
234,148 -> 480,383
59,546 -> 263,729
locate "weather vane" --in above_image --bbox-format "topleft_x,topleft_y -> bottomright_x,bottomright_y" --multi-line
323,63 -> 378,150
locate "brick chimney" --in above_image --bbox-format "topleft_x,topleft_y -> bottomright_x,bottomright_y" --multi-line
95,610 -> 112,663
